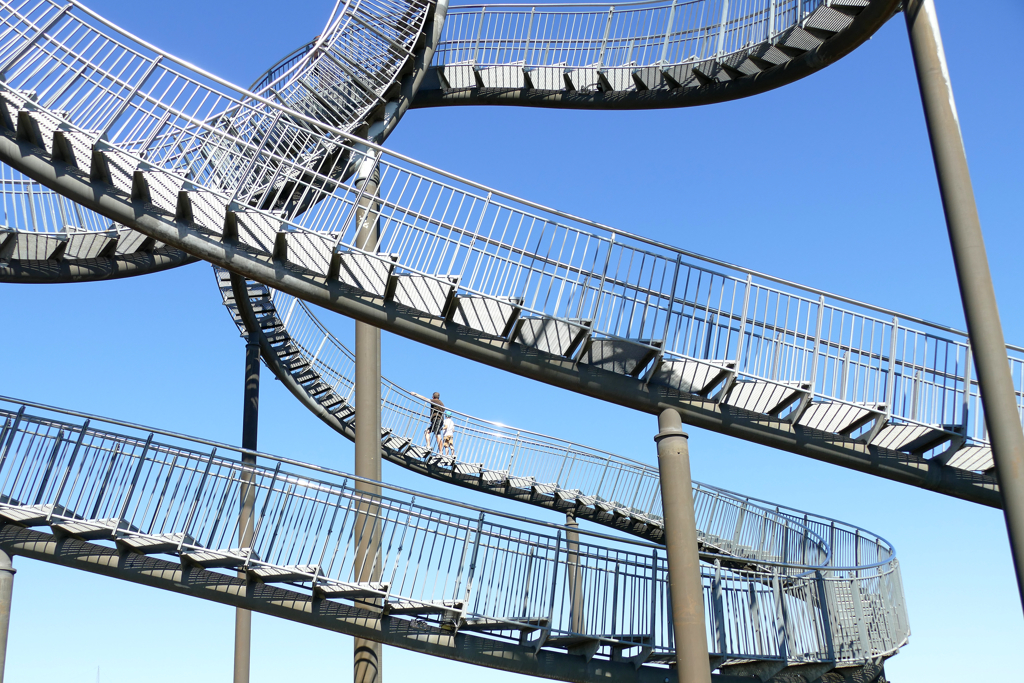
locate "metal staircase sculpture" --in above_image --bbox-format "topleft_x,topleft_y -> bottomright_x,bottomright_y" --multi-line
0,396 -> 909,681
0,0 -> 1008,509
0,2 -> 923,678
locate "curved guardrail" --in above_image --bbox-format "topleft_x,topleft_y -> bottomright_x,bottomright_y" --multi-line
0,396 -> 910,676
0,163 -> 195,281
0,0 -> 440,283
220,269 -> 902,582
0,0 -> 1003,509
414,0 -> 901,108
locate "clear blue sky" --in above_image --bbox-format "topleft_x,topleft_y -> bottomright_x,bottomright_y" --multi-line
2,1 -> 1023,681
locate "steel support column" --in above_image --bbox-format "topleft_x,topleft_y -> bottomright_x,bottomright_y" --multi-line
905,0 -> 1024,611
565,513 -> 585,633
0,550 -> 14,683
354,160 -> 383,683
656,409 -> 711,683
235,333 -> 260,683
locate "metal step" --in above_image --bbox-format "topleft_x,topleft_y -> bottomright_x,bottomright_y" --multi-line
797,401 -> 883,434
334,251 -> 397,297
725,380 -> 808,415
0,503 -> 70,527
577,338 -> 660,377
314,579 -> 389,599
116,532 -> 193,555
51,517 -> 129,540
870,423 -> 954,452
459,616 -> 548,634
384,598 -> 463,617
515,318 -> 590,357
390,274 -> 457,318
452,295 -> 522,338
180,548 -> 256,569
943,445 -> 994,472
649,359 -> 733,396
247,563 -> 320,583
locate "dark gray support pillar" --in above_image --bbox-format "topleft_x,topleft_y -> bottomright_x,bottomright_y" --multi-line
905,0 -> 1024,611
235,333 -> 259,683
0,549 -> 14,683
565,513 -> 585,633
655,409 -> 711,683
353,152 -> 382,683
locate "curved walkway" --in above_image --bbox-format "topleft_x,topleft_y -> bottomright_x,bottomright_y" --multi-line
414,0 -> 901,109
219,267 -> 898,582
0,396 -> 909,679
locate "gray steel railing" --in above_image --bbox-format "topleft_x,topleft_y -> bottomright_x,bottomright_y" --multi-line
0,163 -> 116,233
0,396 -> 909,665
258,288 -> 899,574
436,0 -> 820,71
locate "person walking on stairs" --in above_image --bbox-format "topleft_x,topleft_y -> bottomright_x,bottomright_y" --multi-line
425,392 -> 445,452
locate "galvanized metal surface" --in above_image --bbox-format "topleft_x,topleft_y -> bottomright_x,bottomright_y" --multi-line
0,0 -> 1005,503
0,397 -> 909,670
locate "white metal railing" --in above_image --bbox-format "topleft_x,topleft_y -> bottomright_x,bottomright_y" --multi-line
0,396 -> 910,665
435,0 -> 821,71
243,284 -> 897,576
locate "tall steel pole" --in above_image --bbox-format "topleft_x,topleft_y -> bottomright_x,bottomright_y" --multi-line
354,151 -> 383,683
234,333 -> 260,683
905,0 -> 1024,611
0,549 -> 14,683
655,409 -> 711,683
565,513 -> 585,633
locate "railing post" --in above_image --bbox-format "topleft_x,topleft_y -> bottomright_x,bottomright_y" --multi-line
771,573 -> 789,661
715,0 -> 730,58
32,430 -> 65,506
961,343 -> 973,435
545,529 -> 562,642
47,420 -> 90,519
814,570 -> 835,662
655,410 -> 711,683
0,407 -> 26,473
850,576 -> 870,657
597,8 -> 614,69
660,0 -> 678,65
116,434 -> 154,523
461,512 -> 486,617
712,560 -> 726,655
473,7 -> 486,64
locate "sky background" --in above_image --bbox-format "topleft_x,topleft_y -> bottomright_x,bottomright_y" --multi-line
2,0 -> 1023,681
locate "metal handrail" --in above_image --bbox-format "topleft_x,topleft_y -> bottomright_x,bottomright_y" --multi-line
0,397 -> 910,664
246,284 -> 897,573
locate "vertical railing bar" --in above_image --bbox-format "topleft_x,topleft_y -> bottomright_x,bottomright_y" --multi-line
46,420 -> 90,517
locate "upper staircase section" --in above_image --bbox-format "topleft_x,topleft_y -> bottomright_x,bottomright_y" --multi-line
0,0 -> 1003,507
414,0 -> 901,109
0,0 -> 442,283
